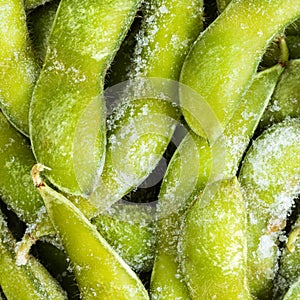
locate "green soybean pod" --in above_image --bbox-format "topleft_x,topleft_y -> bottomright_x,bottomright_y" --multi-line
273,216 -> 300,299
260,59 -> 300,129
179,178 -> 251,300
92,203 -> 156,273
0,211 -> 67,300
239,119 -> 300,299
180,0 -> 300,138
0,0 -> 39,136
30,0 -> 141,196
33,165 -> 149,300
0,112 -> 51,230
27,0 -> 60,64
282,280 -> 300,300
89,0 -> 204,211
130,0 -> 203,80
150,64 -> 283,299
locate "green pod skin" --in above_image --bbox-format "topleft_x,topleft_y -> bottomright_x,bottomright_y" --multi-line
0,112 -> 50,228
0,110 -> 155,272
89,99 -> 180,211
89,0 -> 204,212
151,132 -> 211,300
30,0 -> 140,196
260,59 -> 300,129
273,216 -> 300,299
92,203 -> 156,273
28,0 -> 60,64
239,119 -> 300,299
180,0 -> 300,138
0,0 -> 39,136
150,64 -> 283,299
0,211 -> 67,300
282,280 -> 300,300
33,168 -> 149,300
179,178 -> 251,300
131,0 -> 203,80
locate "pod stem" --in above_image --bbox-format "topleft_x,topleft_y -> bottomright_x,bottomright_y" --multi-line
31,163 -> 51,188
278,35 -> 289,67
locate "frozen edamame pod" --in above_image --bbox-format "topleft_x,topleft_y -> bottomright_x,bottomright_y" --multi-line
286,36 -> 300,59
27,0 -> 60,63
239,119 -> 300,299
131,0 -> 203,80
180,0 -> 300,138
0,210 -> 67,300
179,178 -> 251,300
0,0 -> 39,135
282,280 -> 300,300
33,165 -> 149,300
30,0 -> 141,196
0,112 -> 50,229
150,64 -> 283,299
92,202 -> 155,273
260,59 -> 300,129
89,0 -> 204,211
273,216 -> 300,299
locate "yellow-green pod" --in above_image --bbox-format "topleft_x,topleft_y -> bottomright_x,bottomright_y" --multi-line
30,0 -> 141,196
0,112 -> 50,229
0,0 -> 39,135
0,211 -> 67,300
33,166 -> 149,300
92,203 -> 156,273
27,0 -> 60,63
150,64 -> 283,299
260,59 -> 300,129
180,0 -> 300,138
239,119 -> 300,299
179,178 -> 251,300
89,0 -> 204,212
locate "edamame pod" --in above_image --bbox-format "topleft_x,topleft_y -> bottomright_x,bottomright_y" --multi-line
179,178 -> 251,300
260,59 -> 300,129
273,215 -> 300,299
30,0 -> 140,195
0,109 -> 154,272
28,0 -> 60,63
92,202 -> 155,273
239,119 -> 300,299
282,280 -> 300,300
0,0 -> 39,135
180,0 -> 300,138
0,112 -> 49,228
33,165 -> 149,300
89,0 -> 204,210
0,210 -> 67,300
150,64 -> 283,299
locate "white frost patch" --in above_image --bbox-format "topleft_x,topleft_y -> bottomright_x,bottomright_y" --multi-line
257,234 -> 275,259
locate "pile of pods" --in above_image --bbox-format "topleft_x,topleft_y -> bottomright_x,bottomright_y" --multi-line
1,0 -> 300,299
